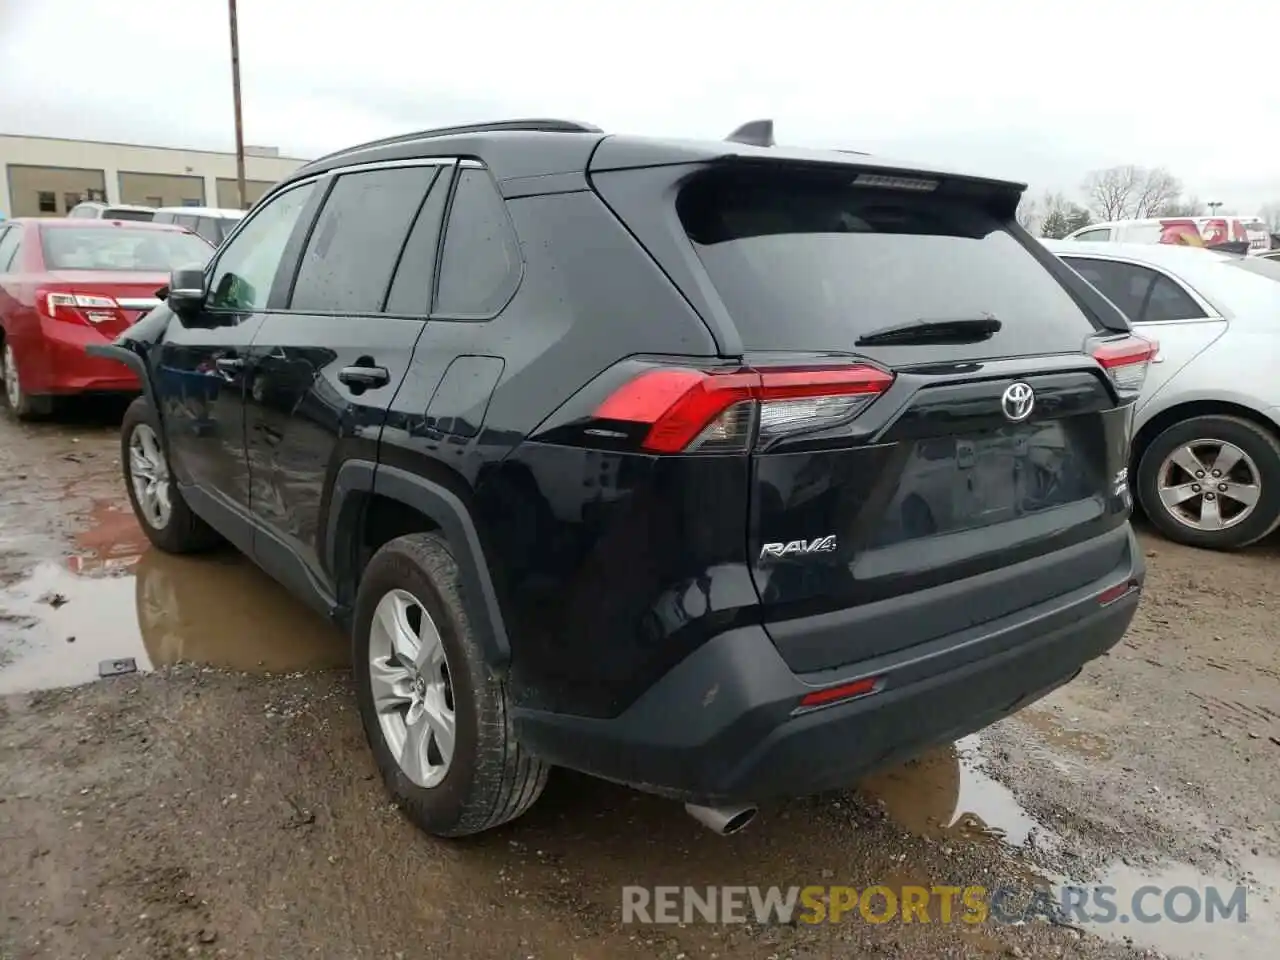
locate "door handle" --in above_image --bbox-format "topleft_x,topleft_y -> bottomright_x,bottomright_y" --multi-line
215,357 -> 245,373
338,365 -> 390,389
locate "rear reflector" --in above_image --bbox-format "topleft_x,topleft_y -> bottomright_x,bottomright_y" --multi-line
1097,579 -> 1140,606
595,365 -> 894,453
1092,335 -> 1157,398
798,676 -> 881,708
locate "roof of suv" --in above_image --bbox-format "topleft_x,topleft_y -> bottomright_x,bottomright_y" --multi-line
288,117 -> 1027,194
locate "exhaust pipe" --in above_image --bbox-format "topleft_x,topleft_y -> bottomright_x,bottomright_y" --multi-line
684,802 -> 758,836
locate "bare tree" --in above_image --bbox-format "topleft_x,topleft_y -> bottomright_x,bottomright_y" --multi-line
1083,165 -> 1184,220
1083,166 -> 1140,220
1039,191 -> 1093,238
1016,195 -> 1040,233
1259,203 -> 1280,233
1132,168 -> 1183,218
1161,196 -> 1206,217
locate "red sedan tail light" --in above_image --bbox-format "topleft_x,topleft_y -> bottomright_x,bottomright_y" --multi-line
38,290 -> 127,327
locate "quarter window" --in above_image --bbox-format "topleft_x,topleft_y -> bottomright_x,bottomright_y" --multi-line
1063,258 -> 1205,323
289,165 -> 438,314
1071,228 -> 1111,242
208,182 -> 315,312
433,167 -> 522,317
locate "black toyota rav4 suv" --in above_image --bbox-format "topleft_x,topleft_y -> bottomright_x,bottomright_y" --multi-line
92,119 -> 1149,838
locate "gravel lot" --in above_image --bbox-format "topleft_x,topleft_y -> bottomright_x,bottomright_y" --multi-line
1,404 -> 1276,960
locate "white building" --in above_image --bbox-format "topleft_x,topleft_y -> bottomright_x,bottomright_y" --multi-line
0,134 -> 309,218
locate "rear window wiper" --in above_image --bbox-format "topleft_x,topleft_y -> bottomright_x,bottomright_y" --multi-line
854,315 -> 1002,346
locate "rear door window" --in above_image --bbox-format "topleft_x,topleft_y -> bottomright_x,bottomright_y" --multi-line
288,165 -> 437,314
1062,257 -> 1206,323
384,167 -> 452,315
1072,228 -> 1112,242
677,169 -> 1100,357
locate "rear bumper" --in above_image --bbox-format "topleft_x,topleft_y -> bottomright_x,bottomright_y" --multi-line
28,320 -> 139,394
512,527 -> 1144,804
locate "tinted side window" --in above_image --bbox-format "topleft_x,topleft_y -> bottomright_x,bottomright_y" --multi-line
1143,275 -> 1206,322
384,167 -> 451,315
1062,258 -> 1151,319
434,167 -> 522,317
0,228 -> 18,272
289,165 -> 437,314
208,183 -> 315,312
1072,228 -> 1111,242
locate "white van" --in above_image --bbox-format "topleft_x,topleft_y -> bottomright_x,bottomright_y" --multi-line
1064,216 -> 1272,254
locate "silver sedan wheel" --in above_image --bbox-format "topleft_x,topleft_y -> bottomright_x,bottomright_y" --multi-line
368,588 -> 456,789
1158,438 -> 1260,531
128,423 -> 173,530
3,343 -> 20,410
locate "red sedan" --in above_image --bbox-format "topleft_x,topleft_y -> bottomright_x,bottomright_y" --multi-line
0,218 -> 213,418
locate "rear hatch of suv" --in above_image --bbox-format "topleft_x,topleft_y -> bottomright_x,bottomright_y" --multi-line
591,157 -> 1151,674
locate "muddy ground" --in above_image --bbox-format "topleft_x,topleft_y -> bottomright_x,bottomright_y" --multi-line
0,404 -> 1276,960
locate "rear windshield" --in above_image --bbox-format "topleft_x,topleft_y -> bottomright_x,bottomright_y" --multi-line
677,170 -> 1100,355
41,227 -> 213,271
103,208 -> 156,222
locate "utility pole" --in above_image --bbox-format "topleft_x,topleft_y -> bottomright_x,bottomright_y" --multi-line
228,0 -> 248,210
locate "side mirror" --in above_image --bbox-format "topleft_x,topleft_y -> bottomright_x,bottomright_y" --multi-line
166,266 -> 207,318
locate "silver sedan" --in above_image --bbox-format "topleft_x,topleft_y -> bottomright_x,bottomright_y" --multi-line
1044,239 -> 1280,550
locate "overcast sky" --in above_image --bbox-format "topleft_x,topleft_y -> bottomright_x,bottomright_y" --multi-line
2,0 -> 1277,211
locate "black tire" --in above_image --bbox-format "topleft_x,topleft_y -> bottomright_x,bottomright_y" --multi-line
120,397 -> 223,553
1136,414 -> 1280,551
2,341 -> 53,421
352,533 -> 548,837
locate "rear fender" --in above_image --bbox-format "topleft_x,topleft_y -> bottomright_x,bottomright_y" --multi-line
84,304 -> 174,451
327,459 -> 511,672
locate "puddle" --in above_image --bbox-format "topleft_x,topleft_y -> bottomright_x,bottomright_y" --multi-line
857,735 -> 1043,848
860,737 -> 1277,960
0,510 -> 347,694
1055,855 -> 1280,960
1016,708 -> 1113,761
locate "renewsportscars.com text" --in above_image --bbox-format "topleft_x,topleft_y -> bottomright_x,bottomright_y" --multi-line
621,884 -> 1249,926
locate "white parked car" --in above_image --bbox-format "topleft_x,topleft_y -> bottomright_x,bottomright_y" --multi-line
150,206 -> 245,246
1044,240 -> 1280,550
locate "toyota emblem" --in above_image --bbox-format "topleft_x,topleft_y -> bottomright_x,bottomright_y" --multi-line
1001,382 -> 1035,422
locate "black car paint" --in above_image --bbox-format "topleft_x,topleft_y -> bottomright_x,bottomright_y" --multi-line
90,125 -> 1145,805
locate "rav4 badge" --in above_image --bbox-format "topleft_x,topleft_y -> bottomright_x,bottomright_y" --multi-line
759,535 -> 838,561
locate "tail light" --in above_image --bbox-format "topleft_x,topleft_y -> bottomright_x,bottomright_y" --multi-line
593,364 -> 894,453
1092,335 -> 1157,399
39,290 -> 125,326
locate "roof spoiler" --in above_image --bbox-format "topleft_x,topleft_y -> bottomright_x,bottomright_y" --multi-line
725,120 -> 775,147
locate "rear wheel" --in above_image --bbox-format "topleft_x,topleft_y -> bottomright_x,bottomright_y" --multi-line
120,397 -> 222,553
2,342 -> 53,420
353,533 -> 548,837
1136,415 -> 1280,550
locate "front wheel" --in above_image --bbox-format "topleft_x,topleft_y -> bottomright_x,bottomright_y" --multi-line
120,397 -> 222,553
1136,415 -> 1280,550
352,533 -> 548,837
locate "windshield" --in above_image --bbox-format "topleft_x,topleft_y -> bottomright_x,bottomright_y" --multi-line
1228,257 -> 1280,283
677,169 -> 1099,357
41,227 -> 212,271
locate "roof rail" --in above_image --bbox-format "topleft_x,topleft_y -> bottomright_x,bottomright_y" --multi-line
308,119 -> 603,166
725,119 -> 775,147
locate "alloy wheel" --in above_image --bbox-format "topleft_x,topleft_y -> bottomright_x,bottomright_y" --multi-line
1157,438 -> 1261,531
129,423 -> 173,530
368,588 -> 456,789
3,344 -> 20,410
